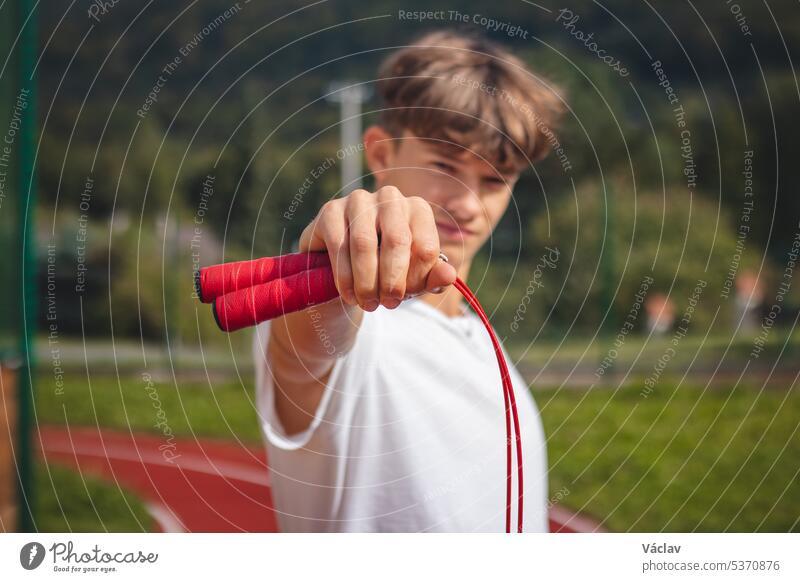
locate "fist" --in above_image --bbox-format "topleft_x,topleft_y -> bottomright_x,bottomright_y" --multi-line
298,186 -> 457,311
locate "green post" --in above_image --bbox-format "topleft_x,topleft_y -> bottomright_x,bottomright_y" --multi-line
598,182 -> 616,377
17,0 -> 38,533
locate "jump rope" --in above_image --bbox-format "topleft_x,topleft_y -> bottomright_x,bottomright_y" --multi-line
195,251 -> 524,533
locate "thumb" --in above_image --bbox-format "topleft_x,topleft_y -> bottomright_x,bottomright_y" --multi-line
425,260 -> 458,293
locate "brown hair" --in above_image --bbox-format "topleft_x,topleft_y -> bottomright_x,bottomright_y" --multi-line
376,30 -> 566,173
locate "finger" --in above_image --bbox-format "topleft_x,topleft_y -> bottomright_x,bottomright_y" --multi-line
331,239 -> 356,306
300,201 -> 356,306
376,187 -> 412,309
406,196 -> 441,294
347,190 -> 380,310
298,204 -> 329,253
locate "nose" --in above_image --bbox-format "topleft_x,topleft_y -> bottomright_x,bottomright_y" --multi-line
440,179 -> 483,225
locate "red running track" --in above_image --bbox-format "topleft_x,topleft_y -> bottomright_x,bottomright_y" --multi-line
37,426 -> 600,533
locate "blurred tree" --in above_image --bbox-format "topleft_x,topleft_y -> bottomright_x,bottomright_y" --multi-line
529,176 -> 771,333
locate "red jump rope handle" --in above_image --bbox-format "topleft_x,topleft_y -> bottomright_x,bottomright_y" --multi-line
195,251 -> 331,303
212,265 -> 339,332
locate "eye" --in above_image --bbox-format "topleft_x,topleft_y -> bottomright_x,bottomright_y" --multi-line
483,177 -> 507,189
432,160 -> 456,173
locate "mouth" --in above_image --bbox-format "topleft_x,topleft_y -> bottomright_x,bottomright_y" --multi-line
436,221 -> 476,241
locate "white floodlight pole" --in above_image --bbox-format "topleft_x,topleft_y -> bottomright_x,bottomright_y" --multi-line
326,82 -> 370,193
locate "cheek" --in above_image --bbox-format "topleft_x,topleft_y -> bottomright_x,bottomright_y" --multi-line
486,194 -> 512,227
400,169 -> 450,202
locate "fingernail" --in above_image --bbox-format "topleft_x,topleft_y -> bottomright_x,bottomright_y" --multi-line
383,297 -> 401,309
431,286 -> 445,294
342,289 -> 356,305
363,299 -> 379,312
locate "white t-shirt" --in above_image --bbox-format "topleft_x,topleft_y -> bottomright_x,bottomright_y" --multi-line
253,296 -> 548,532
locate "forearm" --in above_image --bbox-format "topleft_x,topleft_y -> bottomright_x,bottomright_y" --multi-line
268,296 -> 363,383
268,298 -> 364,370
263,296 -> 363,435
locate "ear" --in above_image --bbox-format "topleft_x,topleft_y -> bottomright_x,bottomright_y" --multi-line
363,125 -> 397,184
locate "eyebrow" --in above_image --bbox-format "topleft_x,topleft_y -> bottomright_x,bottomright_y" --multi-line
424,142 -> 520,180
425,141 -> 466,158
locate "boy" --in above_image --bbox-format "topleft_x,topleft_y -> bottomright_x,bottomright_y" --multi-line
254,29 -> 564,532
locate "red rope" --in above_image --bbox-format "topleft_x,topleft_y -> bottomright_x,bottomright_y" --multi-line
454,278 -> 523,533
199,255 -> 524,532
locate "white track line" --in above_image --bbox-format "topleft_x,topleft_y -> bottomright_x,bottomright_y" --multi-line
550,505 -> 604,533
144,501 -> 187,533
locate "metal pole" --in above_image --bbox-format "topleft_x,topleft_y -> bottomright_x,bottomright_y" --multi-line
339,86 -> 364,192
325,83 -> 369,194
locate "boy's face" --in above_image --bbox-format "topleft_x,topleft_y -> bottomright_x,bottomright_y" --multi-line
364,127 -> 520,269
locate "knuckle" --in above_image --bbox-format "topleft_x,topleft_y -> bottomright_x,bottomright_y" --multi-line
383,227 -> 412,248
346,189 -> 369,208
378,185 -> 402,200
351,231 -> 378,253
414,240 -> 439,263
320,198 -> 341,216
408,195 -> 431,211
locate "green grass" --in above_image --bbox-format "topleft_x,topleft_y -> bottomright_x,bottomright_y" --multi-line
36,372 -> 800,532
35,463 -> 152,532
37,372 -> 262,442
537,381 -> 800,532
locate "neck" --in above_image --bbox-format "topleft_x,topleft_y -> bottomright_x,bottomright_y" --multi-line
419,258 -> 471,317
